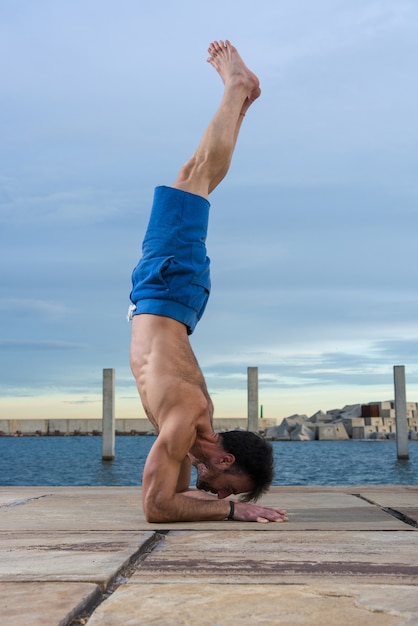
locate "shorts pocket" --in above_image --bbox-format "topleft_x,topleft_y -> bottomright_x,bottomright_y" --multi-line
132,255 -> 174,291
190,243 -> 211,291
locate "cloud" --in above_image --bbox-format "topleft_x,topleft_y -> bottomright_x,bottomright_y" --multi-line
0,0 -> 417,419
62,399 -> 99,405
0,339 -> 89,351
0,298 -> 69,319
263,1 -> 417,73
0,186 -> 139,226
199,336 -> 418,394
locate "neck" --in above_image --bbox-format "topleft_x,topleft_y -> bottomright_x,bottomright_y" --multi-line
189,431 -> 222,464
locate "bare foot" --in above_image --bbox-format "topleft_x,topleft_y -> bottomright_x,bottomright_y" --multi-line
207,40 -> 261,112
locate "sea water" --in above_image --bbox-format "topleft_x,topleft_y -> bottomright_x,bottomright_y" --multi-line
0,436 -> 417,487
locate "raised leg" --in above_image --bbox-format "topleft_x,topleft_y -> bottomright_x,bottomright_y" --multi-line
173,40 -> 261,199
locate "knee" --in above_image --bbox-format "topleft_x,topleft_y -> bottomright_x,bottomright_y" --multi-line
175,156 -> 200,185
172,156 -> 209,198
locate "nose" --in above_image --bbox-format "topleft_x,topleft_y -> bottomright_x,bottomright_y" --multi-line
217,489 -> 232,499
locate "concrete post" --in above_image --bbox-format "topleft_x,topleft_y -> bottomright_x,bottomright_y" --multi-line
247,367 -> 259,433
394,365 -> 409,460
102,368 -> 115,461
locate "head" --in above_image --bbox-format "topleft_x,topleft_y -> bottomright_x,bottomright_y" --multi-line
219,430 -> 274,501
194,430 -> 274,502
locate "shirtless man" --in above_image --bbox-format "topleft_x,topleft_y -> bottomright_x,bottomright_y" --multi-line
129,40 -> 287,524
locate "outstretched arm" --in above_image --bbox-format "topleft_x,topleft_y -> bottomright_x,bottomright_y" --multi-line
142,422 -> 287,523
142,423 -> 231,523
181,489 -> 287,523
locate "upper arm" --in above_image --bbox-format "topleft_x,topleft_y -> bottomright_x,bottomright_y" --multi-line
176,455 -> 192,493
142,419 -> 195,521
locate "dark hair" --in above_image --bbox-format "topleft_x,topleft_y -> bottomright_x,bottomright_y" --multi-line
219,430 -> 274,502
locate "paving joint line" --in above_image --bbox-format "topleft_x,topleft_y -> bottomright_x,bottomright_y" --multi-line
0,494 -> 53,508
352,493 -> 418,529
68,530 -> 169,626
381,507 -> 418,529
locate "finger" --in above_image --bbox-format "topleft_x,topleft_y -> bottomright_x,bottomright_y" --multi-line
256,517 -> 269,523
262,508 -> 287,518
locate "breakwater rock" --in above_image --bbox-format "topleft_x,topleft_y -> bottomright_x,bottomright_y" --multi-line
264,401 -> 418,441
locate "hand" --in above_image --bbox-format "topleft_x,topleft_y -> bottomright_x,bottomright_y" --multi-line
232,501 -> 288,523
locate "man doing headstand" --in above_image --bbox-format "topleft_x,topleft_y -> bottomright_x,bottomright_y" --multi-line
129,40 -> 287,524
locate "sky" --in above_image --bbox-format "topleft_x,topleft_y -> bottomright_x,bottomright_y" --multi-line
1,0 -> 418,423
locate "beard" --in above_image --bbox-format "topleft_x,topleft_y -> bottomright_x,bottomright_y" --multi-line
194,462 -> 220,494
196,477 -> 212,492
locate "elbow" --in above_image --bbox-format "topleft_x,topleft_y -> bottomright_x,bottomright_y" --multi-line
144,505 -> 164,524
145,511 -> 167,523
143,495 -> 173,524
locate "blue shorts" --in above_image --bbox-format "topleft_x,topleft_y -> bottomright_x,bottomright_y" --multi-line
129,186 -> 211,334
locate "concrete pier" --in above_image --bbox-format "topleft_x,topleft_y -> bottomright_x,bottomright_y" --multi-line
1,485 -> 417,625
0,417 -> 276,436
101,368 -> 115,461
247,366 -> 258,433
394,365 -> 409,460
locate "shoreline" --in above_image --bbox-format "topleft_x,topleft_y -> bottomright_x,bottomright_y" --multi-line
2,432 -> 418,441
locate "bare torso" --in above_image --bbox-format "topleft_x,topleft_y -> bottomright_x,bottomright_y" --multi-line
130,314 -> 215,455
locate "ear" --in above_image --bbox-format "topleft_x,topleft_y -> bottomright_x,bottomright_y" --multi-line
219,453 -> 235,469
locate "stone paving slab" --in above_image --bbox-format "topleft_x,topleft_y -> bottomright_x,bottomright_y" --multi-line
354,485 -> 418,503
354,487 -> 418,524
0,487 -> 143,532
0,490 -> 38,506
0,581 -> 100,626
0,486 -> 417,625
0,487 -> 411,531
0,530 -> 153,587
85,583 -> 418,626
129,529 -> 418,585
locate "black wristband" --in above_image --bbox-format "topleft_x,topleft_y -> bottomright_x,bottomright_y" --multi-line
227,500 -> 235,520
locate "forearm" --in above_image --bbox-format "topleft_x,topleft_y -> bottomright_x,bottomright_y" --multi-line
144,490 -> 231,523
181,488 -> 219,500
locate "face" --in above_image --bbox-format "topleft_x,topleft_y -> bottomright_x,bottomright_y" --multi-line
195,463 -> 254,499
